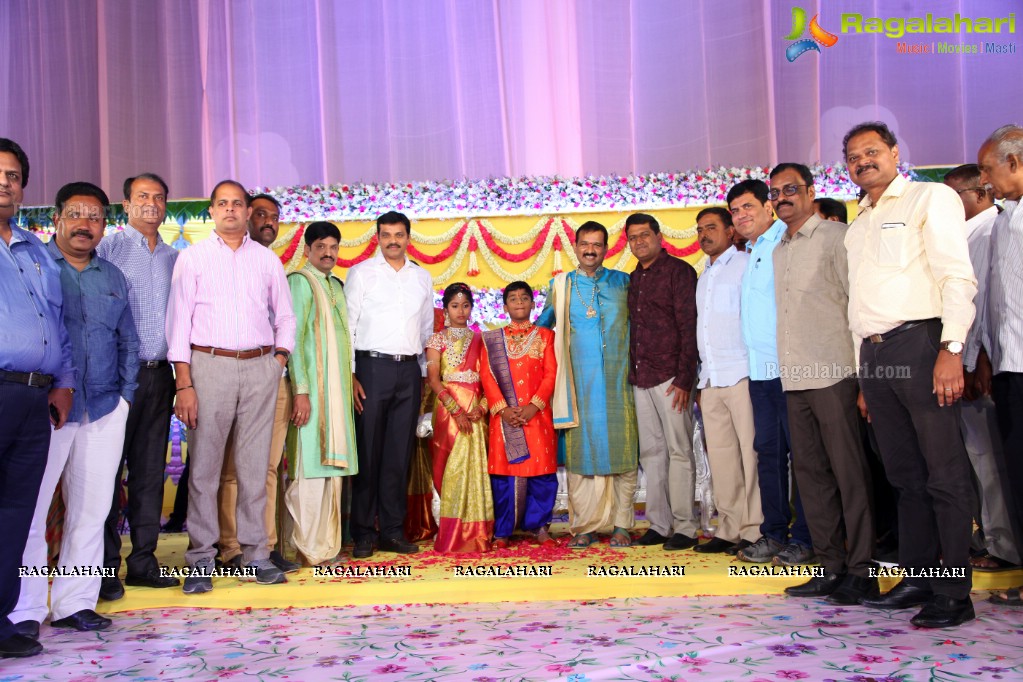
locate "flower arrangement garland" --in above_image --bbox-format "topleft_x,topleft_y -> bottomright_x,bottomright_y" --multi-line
252,163 -> 900,222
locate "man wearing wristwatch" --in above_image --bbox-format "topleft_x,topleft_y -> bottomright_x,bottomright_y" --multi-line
344,211 -> 434,559
843,122 -> 978,628
165,180 -> 295,593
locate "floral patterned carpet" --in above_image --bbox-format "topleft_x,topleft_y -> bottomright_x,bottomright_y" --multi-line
7,595 -> 1023,682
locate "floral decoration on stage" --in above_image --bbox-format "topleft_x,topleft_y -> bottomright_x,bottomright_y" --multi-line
270,215 -> 708,285
254,163 -> 883,221
432,287 -> 549,330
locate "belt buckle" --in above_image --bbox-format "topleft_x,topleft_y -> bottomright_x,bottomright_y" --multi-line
868,334 -> 883,344
27,371 -> 37,387
235,349 -> 243,359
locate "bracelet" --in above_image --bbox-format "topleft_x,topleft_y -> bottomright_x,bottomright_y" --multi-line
441,395 -> 462,416
176,385 -> 194,392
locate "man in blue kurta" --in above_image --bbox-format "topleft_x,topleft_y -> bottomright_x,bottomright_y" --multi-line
537,221 -> 639,548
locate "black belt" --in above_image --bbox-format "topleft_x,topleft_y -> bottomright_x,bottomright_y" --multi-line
355,350 -> 418,363
867,319 -> 935,344
0,369 -> 54,389
139,360 -> 169,369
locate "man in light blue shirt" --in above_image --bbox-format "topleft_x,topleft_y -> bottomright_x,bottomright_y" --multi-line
729,179 -> 812,565
0,139 -> 75,659
693,207 -> 762,555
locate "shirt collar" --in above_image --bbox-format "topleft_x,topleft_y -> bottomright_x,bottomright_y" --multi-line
6,219 -> 30,245
860,174 -> 909,210
781,212 -> 824,242
966,205 -> 999,237
212,230 -> 252,248
750,219 -> 786,249
372,250 -> 411,270
46,236 -> 99,270
122,223 -> 165,247
708,245 -> 737,268
574,266 -> 605,280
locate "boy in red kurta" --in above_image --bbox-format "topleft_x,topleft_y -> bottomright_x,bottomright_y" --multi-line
480,281 -> 558,547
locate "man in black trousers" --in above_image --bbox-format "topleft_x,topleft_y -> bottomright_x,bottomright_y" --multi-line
344,212 -> 434,559
0,138 -> 75,657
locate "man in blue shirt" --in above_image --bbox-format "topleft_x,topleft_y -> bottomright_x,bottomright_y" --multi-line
98,173 -> 180,600
0,139 -> 75,659
12,182 -> 139,641
728,179 -> 813,565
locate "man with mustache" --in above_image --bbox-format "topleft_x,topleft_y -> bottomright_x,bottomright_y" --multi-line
944,164 -> 1018,574
14,182 -> 139,638
345,211 -> 434,559
536,221 -> 638,548
625,213 -> 700,551
727,179 -> 812,565
769,163 -> 876,605
0,139 -> 75,658
975,124 -> 1023,608
217,192 -> 300,574
166,180 -> 295,593
844,122 -> 977,627
98,173 -> 180,601
284,221 -> 358,564
692,207 -> 762,554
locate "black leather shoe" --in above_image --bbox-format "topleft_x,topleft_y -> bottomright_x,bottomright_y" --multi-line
727,539 -> 753,556
0,633 -> 42,658
352,541 -> 374,559
693,537 -> 737,554
861,581 -> 933,610
50,609 -> 112,632
910,594 -> 976,628
635,529 -> 670,546
13,621 -> 39,639
270,550 -> 301,573
99,576 -> 124,601
161,517 -> 185,533
216,555 -> 243,571
125,568 -> 181,588
785,572 -> 844,597
827,574 -> 880,605
378,537 -> 419,554
664,533 -> 699,551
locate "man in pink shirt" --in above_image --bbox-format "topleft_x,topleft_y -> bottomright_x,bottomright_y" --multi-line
166,180 -> 296,593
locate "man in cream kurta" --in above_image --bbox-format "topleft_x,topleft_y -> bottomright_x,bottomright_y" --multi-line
286,222 -> 358,566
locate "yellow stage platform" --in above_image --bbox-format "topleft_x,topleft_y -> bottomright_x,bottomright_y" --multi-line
97,526 -> 1022,613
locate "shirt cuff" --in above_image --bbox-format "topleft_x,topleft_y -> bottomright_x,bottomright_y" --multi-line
529,396 -> 547,411
940,323 -> 970,345
121,389 -> 136,404
489,399 -> 508,417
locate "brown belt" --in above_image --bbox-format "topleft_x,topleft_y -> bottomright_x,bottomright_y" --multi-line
190,344 -> 273,359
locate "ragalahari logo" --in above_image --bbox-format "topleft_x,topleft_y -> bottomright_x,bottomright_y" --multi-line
785,7 -> 839,61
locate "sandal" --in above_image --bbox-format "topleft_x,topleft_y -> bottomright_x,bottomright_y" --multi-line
971,552 -> 1021,572
610,527 -> 632,548
988,587 -> 1023,608
569,532 -> 596,549
493,537 -> 511,550
533,527 -> 557,547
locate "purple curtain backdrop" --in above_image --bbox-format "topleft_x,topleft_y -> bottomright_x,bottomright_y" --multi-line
2,0 -> 1019,205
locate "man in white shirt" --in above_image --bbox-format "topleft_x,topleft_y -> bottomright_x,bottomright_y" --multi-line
692,207 -> 761,555
345,211 -> 434,559
976,124 -> 1023,609
844,122 -> 977,628
944,164 -> 1018,572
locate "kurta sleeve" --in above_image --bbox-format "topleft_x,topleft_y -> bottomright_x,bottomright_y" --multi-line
480,341 -> 507,416
530,329 -> 558,409
287,274 -> 314,395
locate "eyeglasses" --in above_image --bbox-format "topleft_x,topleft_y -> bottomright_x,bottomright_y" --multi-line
768,184 -> 809,200
954,187 -> 983,195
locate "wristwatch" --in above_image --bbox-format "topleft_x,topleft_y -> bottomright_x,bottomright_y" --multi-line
274,349 -> 291,361
940,341 -> 964,356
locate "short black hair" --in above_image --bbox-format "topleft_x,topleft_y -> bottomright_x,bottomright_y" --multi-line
0,138 -> 30,188
210,179 -> 250,205
377,210 -> 411,235
814,197 -> 848,223
123,173 -> 169,201
575,220 -> 608,245
503,280 -> 534,304
55,181 -> 110,216
943,164 -> 982,186
696,206 -> 733,227
624,213 -> 660,235
304,221 -> 341,246
442,282 -> 474,309
842,121 -> 898,158
770,162 -> 814,187
726,179 -> 770,206
251,193 -> 282,211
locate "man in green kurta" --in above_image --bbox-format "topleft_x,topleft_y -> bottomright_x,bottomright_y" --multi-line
285,222 -> 358,565
536,221 -> 639,548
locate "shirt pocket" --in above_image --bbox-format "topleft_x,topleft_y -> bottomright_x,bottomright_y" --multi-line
711,285 -> 739,313
93,291 -> 127,332
877,223 -> 913,267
